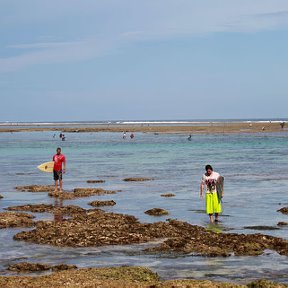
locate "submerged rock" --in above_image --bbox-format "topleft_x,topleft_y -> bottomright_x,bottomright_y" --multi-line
8,262 -> 77,273
13,209 -> 288,257
123,177 -> 153,182
244,226 -> 280,231
89,200 -> 116,207
87,180 -> 105,183
278,207 -> 288,215
48,188 -> 116,199
15,185 -> 55,192
160,193 -> 175,197
0,212 -> 34,229
145,208 -> 169,216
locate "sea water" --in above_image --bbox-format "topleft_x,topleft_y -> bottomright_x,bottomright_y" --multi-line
0,131 -> 287,283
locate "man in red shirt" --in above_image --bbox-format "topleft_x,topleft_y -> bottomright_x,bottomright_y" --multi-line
53,147 -> 66,192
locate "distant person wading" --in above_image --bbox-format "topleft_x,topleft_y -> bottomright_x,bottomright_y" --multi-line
200,165 -> 224,223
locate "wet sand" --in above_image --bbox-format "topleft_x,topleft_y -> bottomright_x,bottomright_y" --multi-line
0,122 -> 286,134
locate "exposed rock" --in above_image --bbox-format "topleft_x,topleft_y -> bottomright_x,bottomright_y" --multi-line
145,208 -> 169,216
243,226 -> 280,231
123,177 -> 153,182
160,193 -> 175,197
146,220 -> 288,257
13,210 -> 288,257
51,264 -> 78,272
277,222 -> 288,226
5,204 -> 86,216
0,194 -> 3,199
89,200 -> 116,207
0,266 -> 160,288
247,279 -> 288,288
6,204 -> 54,213
15,185 -> 55,192
0,266 -> 287,288
87,180 -> 105,183
0,212 -> 34,229
7,262 -> 77,273
8,262 -> 50,272
278,207 -> 288,215
48,188 -> 116,199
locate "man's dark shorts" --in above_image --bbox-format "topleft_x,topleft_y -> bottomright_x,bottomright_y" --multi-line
53,170 -> 63,181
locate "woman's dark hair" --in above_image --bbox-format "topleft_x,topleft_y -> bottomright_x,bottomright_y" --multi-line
205,164 -> 213,171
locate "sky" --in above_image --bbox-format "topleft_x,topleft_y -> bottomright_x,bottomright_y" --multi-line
1,0 -> 288,121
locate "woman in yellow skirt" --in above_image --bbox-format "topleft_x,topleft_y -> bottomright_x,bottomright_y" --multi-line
200,164 -> 223,223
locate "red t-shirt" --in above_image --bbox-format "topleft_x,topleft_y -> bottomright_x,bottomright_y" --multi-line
53,154 -> 66,172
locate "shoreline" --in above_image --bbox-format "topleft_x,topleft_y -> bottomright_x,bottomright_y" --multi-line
0,122 -> 287,134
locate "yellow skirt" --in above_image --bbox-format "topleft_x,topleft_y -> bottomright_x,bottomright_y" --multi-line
206,191 -> 222,214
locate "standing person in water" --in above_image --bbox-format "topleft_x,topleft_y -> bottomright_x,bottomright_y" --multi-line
53,147 -> 66,192
200,164 -> 223,223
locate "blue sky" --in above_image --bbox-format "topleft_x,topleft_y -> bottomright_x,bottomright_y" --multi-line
1,0 -> 288,121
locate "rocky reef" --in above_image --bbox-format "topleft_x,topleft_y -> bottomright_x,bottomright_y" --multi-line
160,193 -> 175,197
0,212 -> 35,229
87,180 -> 106,183
15,185 -> 55,192
89,200 -> 116,207
8,262 -> 77,273
278,207 -> 288,215
144,208 -> 169,216
12,208 -> 288,257
123,177 -> 153,182
0,266 -> 287,288
48,188 -> 116,199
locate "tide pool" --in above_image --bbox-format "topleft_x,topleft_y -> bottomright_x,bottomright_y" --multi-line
0,131 -> 287,283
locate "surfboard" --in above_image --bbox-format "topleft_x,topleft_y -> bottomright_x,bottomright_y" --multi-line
37,161 -> 54,173
216,176 -> 224,201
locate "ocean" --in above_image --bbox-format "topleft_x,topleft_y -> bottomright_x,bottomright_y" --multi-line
0,129 -> 287,283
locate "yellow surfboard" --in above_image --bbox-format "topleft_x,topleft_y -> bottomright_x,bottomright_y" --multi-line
37,161 -> 54,173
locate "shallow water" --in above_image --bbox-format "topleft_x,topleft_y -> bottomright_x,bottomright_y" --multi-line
0,131 -> 287,283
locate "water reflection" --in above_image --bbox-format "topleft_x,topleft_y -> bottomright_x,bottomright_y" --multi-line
53,198 -> 64,223
206,223 -> 224,234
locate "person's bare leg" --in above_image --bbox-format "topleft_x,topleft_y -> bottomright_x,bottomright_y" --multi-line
54,180 -> 58,192
209,214 -> 214,223
215,213 -> 219,222
59,179 -> 63,192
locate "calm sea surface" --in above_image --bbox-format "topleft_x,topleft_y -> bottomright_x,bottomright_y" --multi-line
0,131 -> 287,283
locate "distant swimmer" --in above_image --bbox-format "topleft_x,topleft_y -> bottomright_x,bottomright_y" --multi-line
200,165 -> 224,223
187,134 -> 192,141
61,134 -> 66,141
53,147 -> 66,193
130,133 -> 135,139
123,132 -> 127,139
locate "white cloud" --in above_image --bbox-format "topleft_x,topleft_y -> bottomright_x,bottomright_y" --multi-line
0,38 -> 119,72
1,0 -> 288,72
